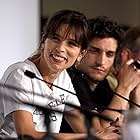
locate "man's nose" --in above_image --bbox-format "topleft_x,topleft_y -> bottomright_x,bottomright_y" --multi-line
97,54 -> 106,65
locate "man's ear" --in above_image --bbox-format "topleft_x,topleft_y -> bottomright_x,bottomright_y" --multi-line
121,48 -> 132,65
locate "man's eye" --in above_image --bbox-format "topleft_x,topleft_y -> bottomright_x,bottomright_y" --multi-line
106,52 -> 115,57
88,48 -> 98,53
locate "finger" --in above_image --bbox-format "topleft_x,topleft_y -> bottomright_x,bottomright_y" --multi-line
110,117 -> 120,127
126,59 -> 134,65
133,65 -> 137,71
133,60 -> 140,69
127,59 -> 140,72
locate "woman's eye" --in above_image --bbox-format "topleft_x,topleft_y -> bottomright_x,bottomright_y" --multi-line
67,41 -> 79,47
52,36 -> 61,42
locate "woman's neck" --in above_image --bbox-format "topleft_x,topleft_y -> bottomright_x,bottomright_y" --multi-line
32,58 -> 60,84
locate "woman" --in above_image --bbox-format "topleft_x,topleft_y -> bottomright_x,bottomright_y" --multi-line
0,9 -> 89,140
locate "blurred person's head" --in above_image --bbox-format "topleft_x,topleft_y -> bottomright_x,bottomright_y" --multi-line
114,26 -> 140,71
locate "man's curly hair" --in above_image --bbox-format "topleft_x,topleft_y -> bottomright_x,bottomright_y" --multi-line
88,16 -> 124,45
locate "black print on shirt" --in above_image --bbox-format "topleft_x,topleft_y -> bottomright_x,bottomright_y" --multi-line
33,94 -> 65,122
48,94 -> 65,108
49,111 -> 57,121
33,108 -> 43,115
47,94 -> 65,121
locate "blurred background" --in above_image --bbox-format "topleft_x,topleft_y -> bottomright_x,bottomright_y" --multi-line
41,0 -> 140,26
0,0 -> 140,78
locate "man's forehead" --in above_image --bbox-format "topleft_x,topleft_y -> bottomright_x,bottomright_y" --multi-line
89,38 -> 117,50
88,43 -> 117,52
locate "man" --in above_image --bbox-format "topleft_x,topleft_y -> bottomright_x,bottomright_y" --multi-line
66,18 -> 140,140
61,16 -> 124,139
71,20 -> 140,134
69,17 -> 123,112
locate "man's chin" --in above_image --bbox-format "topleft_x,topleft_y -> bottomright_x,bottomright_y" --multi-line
85,72 -> 108,83
90,76 -> 107,83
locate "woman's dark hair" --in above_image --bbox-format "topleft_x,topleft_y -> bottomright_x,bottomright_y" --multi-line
29,9 -> 89,61
43,9 -> 89,50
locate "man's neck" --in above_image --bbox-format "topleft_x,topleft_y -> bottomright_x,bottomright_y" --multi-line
87,79 -> 98,91
75,66 -> 99,91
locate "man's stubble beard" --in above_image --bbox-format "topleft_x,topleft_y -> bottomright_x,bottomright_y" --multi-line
87,71 -> 110,84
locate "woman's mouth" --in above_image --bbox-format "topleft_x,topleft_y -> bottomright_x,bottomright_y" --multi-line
51,54 -> 66,63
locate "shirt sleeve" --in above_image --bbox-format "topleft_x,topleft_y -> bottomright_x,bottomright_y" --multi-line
2,67 -> 35,117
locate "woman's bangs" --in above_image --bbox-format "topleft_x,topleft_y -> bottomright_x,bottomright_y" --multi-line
62,25 -> 83,45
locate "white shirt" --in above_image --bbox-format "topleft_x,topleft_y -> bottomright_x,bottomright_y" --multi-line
0,59 -> 80,137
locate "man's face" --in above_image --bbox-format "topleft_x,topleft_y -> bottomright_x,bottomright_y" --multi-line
78,37 -> 118,82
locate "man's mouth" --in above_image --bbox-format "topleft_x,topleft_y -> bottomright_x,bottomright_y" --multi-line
92,67 -> 106,73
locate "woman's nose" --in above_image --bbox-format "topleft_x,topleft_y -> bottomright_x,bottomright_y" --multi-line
55,41 -> 67,52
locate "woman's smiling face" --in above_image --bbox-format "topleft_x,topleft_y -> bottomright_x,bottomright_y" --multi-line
41,24 -> 83,73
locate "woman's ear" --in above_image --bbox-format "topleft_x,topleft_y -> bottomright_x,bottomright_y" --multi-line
77,49 -> 87,62
40,34 -> 46,49
74,50 -> 87,67
40,34 -> 46,43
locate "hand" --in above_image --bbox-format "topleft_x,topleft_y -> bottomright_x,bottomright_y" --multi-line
130,82 -> 140,107
95,125 -> 121,140
116,59 -> 140,97
110,117 -> 124,128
